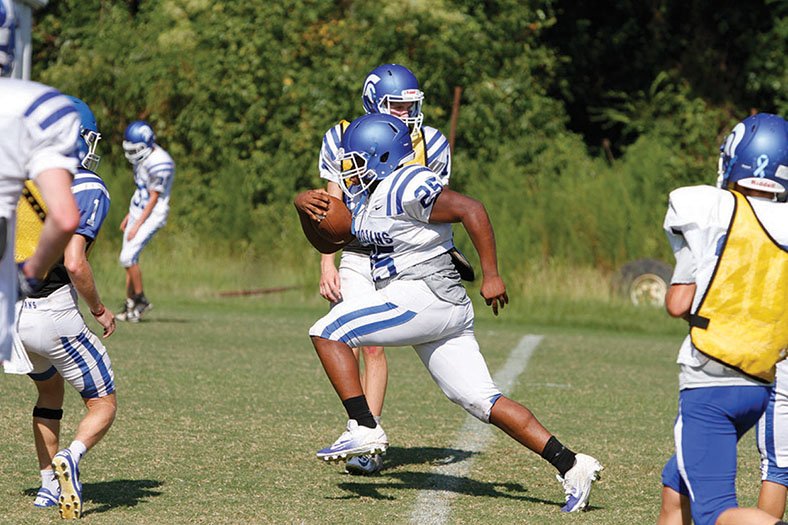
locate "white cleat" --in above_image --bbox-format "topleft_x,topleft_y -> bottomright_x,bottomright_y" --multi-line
558,453 -> 603,512
316,420 -> 388,463
345,453 -> 384,475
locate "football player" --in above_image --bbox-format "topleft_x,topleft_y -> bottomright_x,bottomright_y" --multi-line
116,121 -> 175,322
16,96 -> 116,520
658,113 -> 788,525
317,63 -> 452,475
0,0 -> 79,363
296,113 -> 603,512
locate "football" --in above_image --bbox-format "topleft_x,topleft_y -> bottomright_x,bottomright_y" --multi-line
316,195 -> 353,243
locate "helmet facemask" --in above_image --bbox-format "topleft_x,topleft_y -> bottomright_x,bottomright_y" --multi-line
377,90 -> 424,136
80,129 -> 102,171
335,149 -> 375,199
122,140 -> 153,164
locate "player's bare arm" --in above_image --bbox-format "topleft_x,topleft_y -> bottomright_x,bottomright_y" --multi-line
665,283 -> 696,320
127,190 -> 159,241
24,168 -> 80,280
429,188 -> 509,315
64,234 -> 115,338
119,213 -> 129,232
319,182 -> 345,302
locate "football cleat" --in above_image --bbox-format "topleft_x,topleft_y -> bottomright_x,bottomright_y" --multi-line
345,453 -> 384,475
52,449 -> 82,519
133,297 -> 153,319
558,453 -> 603,512
316,420 -> 388,462
33,486 -> 59,508
115,298 -> 136,322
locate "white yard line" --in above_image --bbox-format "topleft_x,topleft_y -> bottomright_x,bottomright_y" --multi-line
409,334 -> 544,525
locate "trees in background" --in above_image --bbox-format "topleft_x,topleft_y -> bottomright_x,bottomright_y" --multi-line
31,0 -> 787,271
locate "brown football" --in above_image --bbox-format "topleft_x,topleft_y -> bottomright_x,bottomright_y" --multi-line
316,195 -> 353,243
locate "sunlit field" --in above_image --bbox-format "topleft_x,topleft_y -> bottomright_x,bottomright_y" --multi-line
0,291 -> 765,524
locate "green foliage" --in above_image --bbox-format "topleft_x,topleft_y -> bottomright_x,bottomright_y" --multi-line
30,0 -> 785,276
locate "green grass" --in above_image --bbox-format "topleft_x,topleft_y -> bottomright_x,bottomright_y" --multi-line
0,293 -> 768,524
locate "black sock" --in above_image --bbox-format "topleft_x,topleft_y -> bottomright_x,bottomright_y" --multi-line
540,436 -> 576,477
342,395 -> 376,428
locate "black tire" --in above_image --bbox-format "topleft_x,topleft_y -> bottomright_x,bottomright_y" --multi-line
613,258 -> 674,307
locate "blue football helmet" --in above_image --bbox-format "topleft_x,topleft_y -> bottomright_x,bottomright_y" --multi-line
123,121 -> 156,164
336,113 -> 415,198
65,96 -> 101,172
0,0 -> 15,77
717,113 -> 788,193
361,64 -> 424,135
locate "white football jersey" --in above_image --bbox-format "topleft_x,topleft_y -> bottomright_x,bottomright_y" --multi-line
319,121 -> 452,210
0,78 -> 80,220
664,184 -> 788,389
129,145 -> 175,218
352,164 -> 452,281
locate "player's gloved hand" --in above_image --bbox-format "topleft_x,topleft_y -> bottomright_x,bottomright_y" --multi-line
17,262 -> 42,300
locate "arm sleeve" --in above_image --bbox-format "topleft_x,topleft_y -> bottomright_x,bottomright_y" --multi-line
148,166 -> 173,194
74,188 -> 111,241
319,125 -> 343,184
401,168 -> 444,223
664,189 -> 697,284
425,128 -> 452,185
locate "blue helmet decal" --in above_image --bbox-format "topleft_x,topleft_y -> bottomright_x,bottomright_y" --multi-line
717,113 -> 788,193
336,113 -> 415,198
0,0 -> 16,77
65,96 -> 101,171
361,64 -> 424,134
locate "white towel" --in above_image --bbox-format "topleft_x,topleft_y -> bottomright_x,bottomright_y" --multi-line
4,302 -> 32,375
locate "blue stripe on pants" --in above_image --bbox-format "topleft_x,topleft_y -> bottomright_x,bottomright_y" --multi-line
320,302 -> 398,340
338,310 -> 417,344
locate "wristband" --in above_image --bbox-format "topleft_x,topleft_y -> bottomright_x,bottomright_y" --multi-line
91,305 -> 106,317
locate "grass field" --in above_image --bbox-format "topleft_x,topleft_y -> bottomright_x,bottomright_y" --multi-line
0,290 -> 768,524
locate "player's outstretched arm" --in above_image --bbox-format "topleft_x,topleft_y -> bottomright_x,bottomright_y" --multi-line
430,189 -> 508,315
25,168 -> 79,280
64,235 -> 115,338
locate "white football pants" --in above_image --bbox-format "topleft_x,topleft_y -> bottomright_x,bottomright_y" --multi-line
310,278 -> 501,422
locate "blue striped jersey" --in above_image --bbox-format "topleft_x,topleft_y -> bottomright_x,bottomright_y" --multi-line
72,168 -> 110,241
352,164 -> 452,281
0,78 -> 80,219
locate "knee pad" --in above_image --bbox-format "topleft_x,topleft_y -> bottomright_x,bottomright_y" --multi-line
448,392 -> 498,423
33,406 -> 63,420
